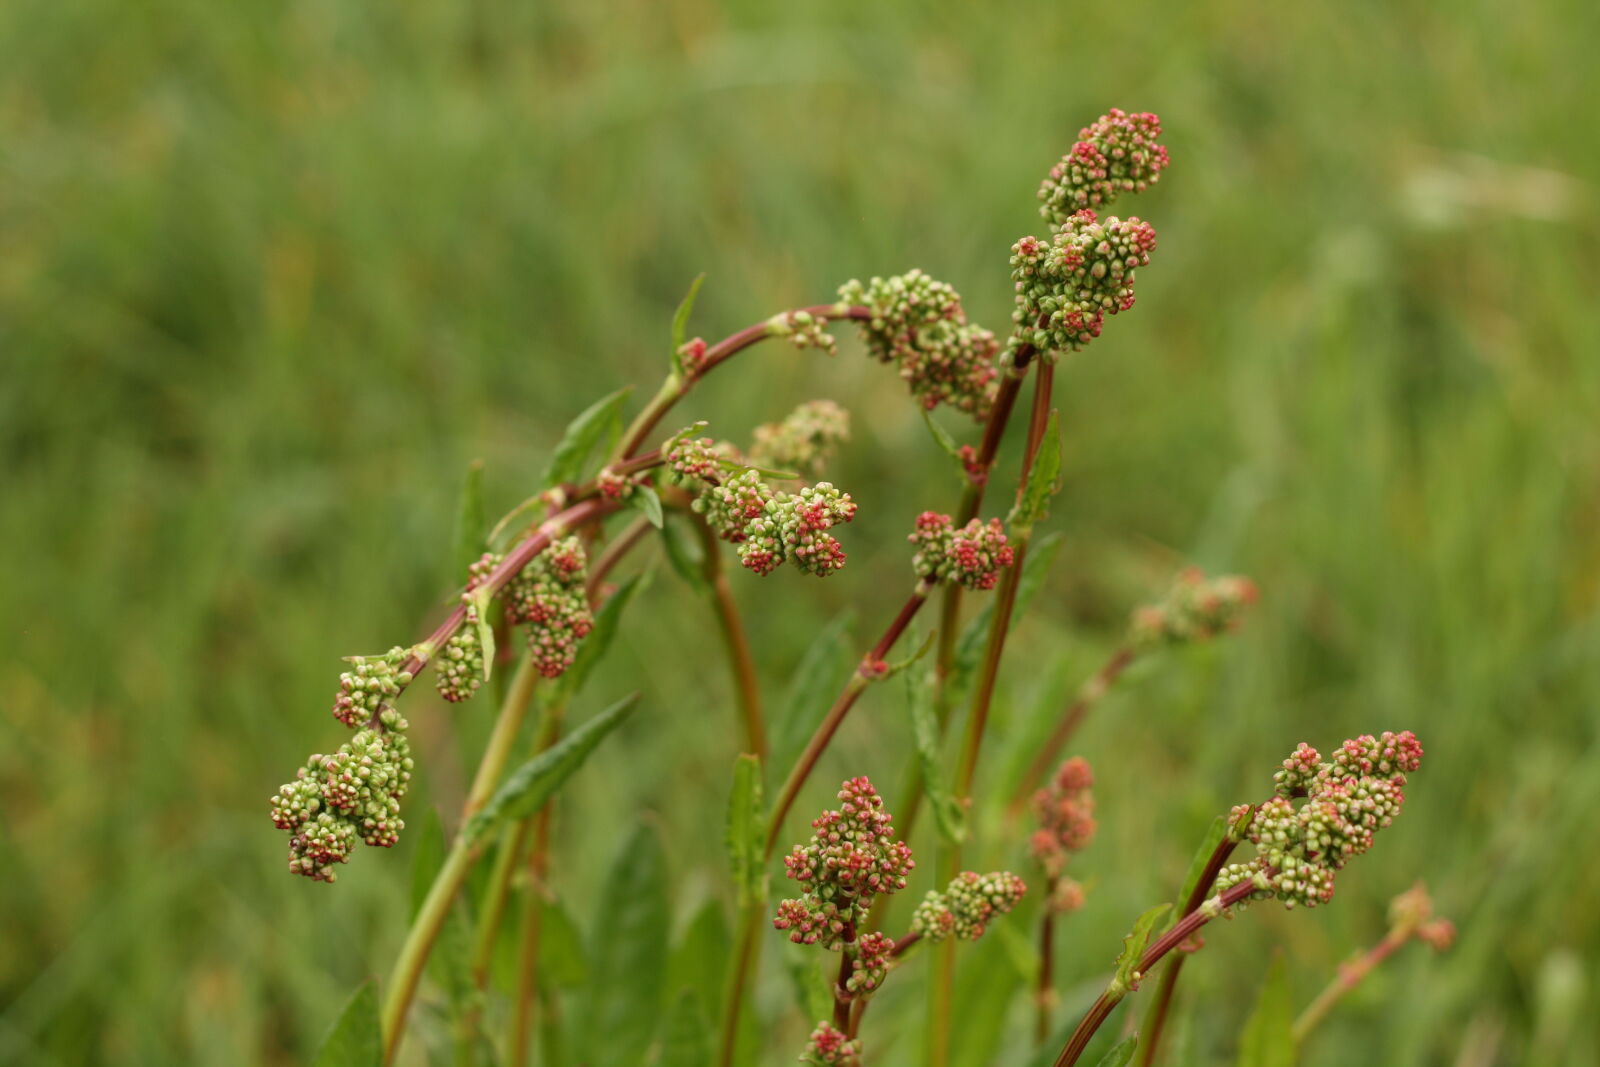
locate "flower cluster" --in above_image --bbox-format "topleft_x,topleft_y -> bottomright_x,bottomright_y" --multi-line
907,511 -> 1016,590
911,871 -> 1028,943
772,308 -> 838,354
844,931 -> 895,995
331,647 -> 414,728
1037,109 -> 1170,225
1010,210 -> 1158,353
1216,732 -> 1425,909
1129,567 -> 1258,648
1031,756 -> 1097,907
773,777 -> 914,948
435,606 -> 487,703
748,400 -> 850,479
801,1022 -> 861,1066
666,434 -> 732,484
838,271 -> 1000,419
1387,881 -> 1457,952
505,537 -> 593,677
271,713 -> 414,882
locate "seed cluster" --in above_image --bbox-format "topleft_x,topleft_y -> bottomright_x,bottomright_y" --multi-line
748,400 -> 850,479
272,698 -> 415,883
1128,567 -> 1258,648
838,271 -> 1000,419
1037,109 -> 1170,225
504,537 -> 593,677
773,777 -> 915,948
907,511 -> 1016,590
1031,756 -> 1097,911
1011,210 -> 1158,353
910,870 -> 1028,943
1216,732 -> 1425,909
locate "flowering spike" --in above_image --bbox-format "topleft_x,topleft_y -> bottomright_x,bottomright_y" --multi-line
911,871 -> 1028,943
505,536 -> 594,678
1038,109 -> 1170,226
838,270 -> 999,419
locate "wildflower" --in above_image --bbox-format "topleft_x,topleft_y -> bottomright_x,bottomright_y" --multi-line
331,646 -> 414,728
1011,210 -> 1158,353
908,512 -> 1016,590
505,537 -> 593,678
1031,756 -> 1097,880
911,871 -> 1028,943
1129,567 -> 1258,649
1037,109 -> 1170,226
748,400 -> 851,479
801,1022 -> 861,1066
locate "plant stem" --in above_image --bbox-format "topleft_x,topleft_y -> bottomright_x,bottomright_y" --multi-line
763,579 -> 934,858
509,803 -> 554,1066
693,515 -> 767,760
1037,876 -> 1058,1044
380,655 -> 543,1064
586,514 -> 656,601
1137,832 -> 1240,1067
614,304 -> 874,461
1008,645 -> 1138,820
1291,929 -> 1409,1045
832,923 -> 858,1029
716,902 -> 765,1067
1054,880 -> 1259,1067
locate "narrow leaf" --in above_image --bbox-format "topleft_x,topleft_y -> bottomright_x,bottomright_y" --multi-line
659,990 -> 714,1067
1113,903 -> 1172,994
1094,1035 -> 1140,1067
544,386 -> 633,487
581,824 -> 671,1067
1170,816 -> 1228,930
666,898 -> 732,1000
539,898 -> 589,988
312,981 -> 380,1067
921,409 -> 970,483
450,459 -> 486,584
726,754 -> 766,906
631,482 -> 664,528
554,575 -> 645,702
659,515 -> 711,595
465,694 -> 639,843
1009,410 -> 1062,532
907,671 -> 965,844
473,593 -> 497,685
771,610 -> 855,772
1235,953 -> 1295,1067
670,273 -> 708,375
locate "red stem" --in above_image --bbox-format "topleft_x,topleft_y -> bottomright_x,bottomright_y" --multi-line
1054,880 -> 1259,1067
1008,646 -> 1137,819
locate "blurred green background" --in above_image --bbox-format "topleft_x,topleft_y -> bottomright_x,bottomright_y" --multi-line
4,0 -> 1598,1063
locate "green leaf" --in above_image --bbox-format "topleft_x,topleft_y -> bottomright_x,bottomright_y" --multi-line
659,515 -> 711,594
544,386 -> 633,488
312,981 -> 380,1067
450,459 -> 486,585
409,809 -> 447,921
1112,903 -> 1172,997
666,898 -> 731,1000
782,953 -> 834,1030
465,694 -> 639,843
581,824 -> 671,1067
539,898 -> 589,988
1170,816 -> 1228,929
907,671 -> 965,845
472,591 -> 496,684
921,409 -> 970,483
877,626 -> 936,682
1236,953 -> 1295,1067
659,989 -> 713,1067
630,482 -> 664,528
1008,410 -> 1062,533
554,575 -> 644,702
669,273 -> 707,375
1094,1035 -> 1140,1067
771,610 -> 855,773
726,754 -> 766,906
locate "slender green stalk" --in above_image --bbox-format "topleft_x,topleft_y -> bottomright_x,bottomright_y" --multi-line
716,902 -> 765,1067
693,515 -> 767,760
509,804 -> 555,1065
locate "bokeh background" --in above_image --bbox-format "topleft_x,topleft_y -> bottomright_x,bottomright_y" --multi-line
4,0 -> 1598,1063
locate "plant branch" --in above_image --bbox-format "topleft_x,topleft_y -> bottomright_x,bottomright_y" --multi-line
693,514 -> 767,760
1054,880 -> 1259,1067
1008,645 -> 1137,819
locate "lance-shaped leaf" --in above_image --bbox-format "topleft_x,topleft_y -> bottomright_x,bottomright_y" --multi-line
630,482 -> 664,528
553,575 -> 645,703
1235,954 -> 1294,1067
1110,903 -> 1171,1000
907,670 -> 965,844
921,409 -> 971,484
465,694 -> 639,843
544,385 -> 633,488
1169,816 -> 1228,931
1008,410 -> 1062,534
669,273 -> 707,376
725,754 -> 766,906
659,990 -> 713,1067
580,823 -> 670,1067
659,515 -> 711,595
1094,1035 -> 1140,1067
450,459 -> 486,585
471,588 -> 497,684
312,981 -> 380,1067
771,610 -> 854,772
